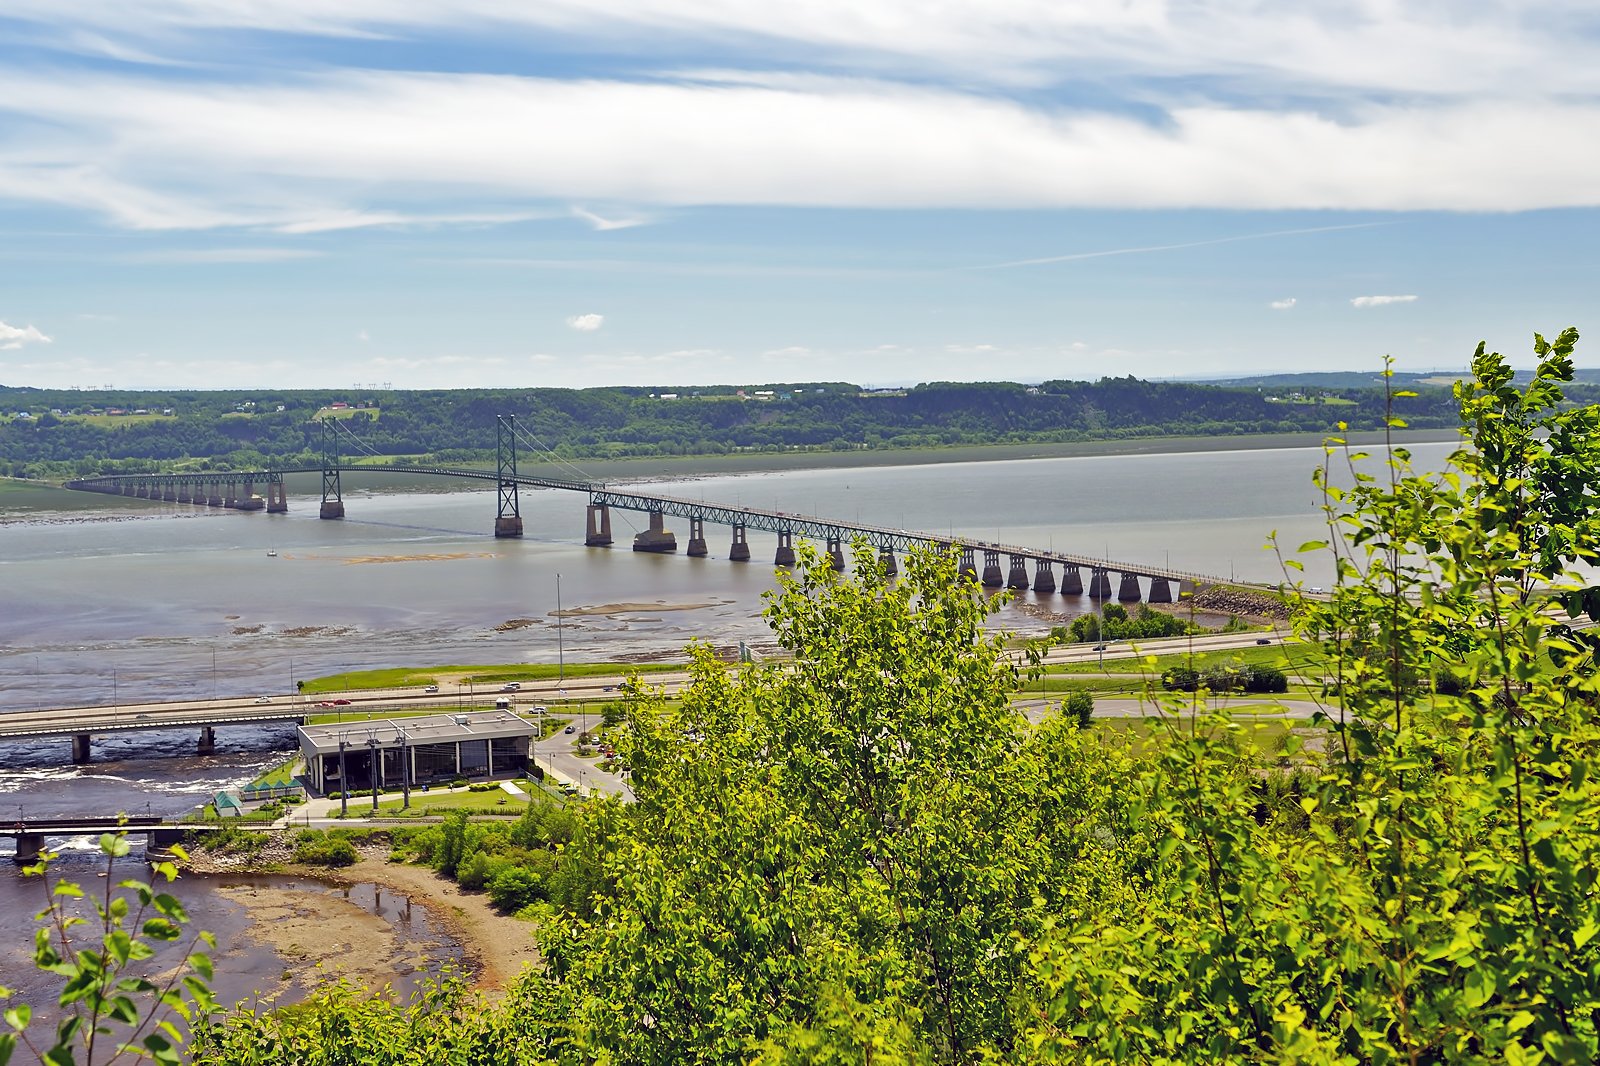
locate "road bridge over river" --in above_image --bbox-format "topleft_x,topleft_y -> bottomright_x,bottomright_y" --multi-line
66,416 -> 1237,603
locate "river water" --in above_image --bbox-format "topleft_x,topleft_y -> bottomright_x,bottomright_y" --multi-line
0,437 -> 1459,1021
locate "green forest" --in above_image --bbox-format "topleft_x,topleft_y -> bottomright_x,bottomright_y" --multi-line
8,331 -> 1600,1064
0,374 -> 1492,480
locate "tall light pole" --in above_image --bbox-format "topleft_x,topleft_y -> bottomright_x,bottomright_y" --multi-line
368,733 -> 381,814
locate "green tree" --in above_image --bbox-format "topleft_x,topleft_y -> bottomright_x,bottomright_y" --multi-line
541,542 -> 1121,1063
1021,330 -> 1600,1062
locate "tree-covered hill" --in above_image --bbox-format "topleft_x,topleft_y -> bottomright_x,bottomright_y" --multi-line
0,374 -> 1475,478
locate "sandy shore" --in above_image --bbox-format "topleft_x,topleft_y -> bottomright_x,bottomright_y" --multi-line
331,855 -> 543,992
193,844 -> 542,1003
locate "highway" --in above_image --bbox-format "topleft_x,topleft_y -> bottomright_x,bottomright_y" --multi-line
0,630 -> 1298,743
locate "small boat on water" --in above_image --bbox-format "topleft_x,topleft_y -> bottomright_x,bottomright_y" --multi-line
266,550 -> 278,557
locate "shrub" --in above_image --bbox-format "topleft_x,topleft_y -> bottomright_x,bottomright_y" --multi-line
1241,664 -> 1288,693
292,832 -> 358,867
1063,689 -> 1094,728
487,866 -> 547,912
1162,666 -> 1200,691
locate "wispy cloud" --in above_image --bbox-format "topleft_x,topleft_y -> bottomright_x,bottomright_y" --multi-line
572,206 -> 651,231
567,313 -> 605,332
4,62 -> 1600,232
0,320 -> 51,350
131,247 -> 323,263
1270,297 -> 1296,310
982,224 -> 1393,270
1351,294 -> 1419,308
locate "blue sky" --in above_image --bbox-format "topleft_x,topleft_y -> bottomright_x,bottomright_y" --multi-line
2,1 -> 1598,389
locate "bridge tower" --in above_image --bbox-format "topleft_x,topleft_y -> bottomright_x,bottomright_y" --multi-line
319,420 -> 345,519
495,415 -> 523,538
265,471 -> 288,513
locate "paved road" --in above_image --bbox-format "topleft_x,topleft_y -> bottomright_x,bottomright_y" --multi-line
0,629 -> 1297,742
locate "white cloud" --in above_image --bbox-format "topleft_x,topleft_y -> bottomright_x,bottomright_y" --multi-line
1,65 -> 1599,231
567,313 -> 605,331
11,1 -> 1600,102
1351,294 -> 1419,308
1270,297 -> 1297,310
357,329 -> 370,343
571,206 -> 651,231
0,319 -> 51,350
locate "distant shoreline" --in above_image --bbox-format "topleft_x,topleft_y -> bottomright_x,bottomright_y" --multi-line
0,427 -> 1462,510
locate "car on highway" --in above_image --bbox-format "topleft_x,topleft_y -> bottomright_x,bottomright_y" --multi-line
254,696 -> 272,704
563,725 -> 575,734
1255,638 -> 1272,645
332,699 -> 351,706
502,682 -> 521,691
316,701 -> 334,708
423,684 -> 439,693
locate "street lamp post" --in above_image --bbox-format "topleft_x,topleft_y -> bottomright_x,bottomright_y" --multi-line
368,734 -> 380,815
337,739 -> 348,818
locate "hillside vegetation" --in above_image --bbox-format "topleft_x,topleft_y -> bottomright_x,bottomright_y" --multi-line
0,375 -> 1484,480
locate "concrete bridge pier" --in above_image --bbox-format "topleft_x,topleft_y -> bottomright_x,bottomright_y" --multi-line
879,546 -> 897,577
176,484 -> 194,504
1006,554 -> 1030,590
774,530 -> 796,567
959,547 -> 978,582
632,511 -> 677,553
147,828 -> 186,861
72,734 -> 91,763
319,499 -> 345,519
586,505 -> 613,546
981,550 -> 1004,588
729,524 -> 751,562
1148,577 -> 1173,603
197,726 -> 216,755
1032,559 -> 1056,594
120,483 -> 137,497
266,475 -> 288,514
1117,573 -> 1143,602
686,517 -> 708,557
11,834 -> 44,864
234,480 -> 264,511
1088,568 -> 1112,600
1062,565 -> 1084,595
161,484 -> 177,502
135,483 -> 152,499
207,485 -> 226,508
494,514 -> 524,538
826,536 -> 846,571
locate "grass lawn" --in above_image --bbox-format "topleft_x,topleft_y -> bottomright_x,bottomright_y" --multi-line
313,407 -> 379,421
304,661 -> 681,693
366,780 -> 572,816
1048,641 -> 1324,678
1093,715 -> 1303,756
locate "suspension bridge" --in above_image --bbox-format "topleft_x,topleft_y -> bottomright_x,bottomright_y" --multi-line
64,415 -> 1230,602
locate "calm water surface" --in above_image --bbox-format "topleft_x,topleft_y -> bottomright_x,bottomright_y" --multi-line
0,442 -> 1455,991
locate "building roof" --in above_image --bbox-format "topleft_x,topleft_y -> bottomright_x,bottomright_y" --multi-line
298,712 -> 537,756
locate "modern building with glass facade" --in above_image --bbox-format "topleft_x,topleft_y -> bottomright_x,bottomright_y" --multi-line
298,713 -> 537,795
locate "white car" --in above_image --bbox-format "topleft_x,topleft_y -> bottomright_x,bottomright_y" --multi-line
502,682 -> 521,691
423,684 -> 439,693
254,696 -> 272,704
